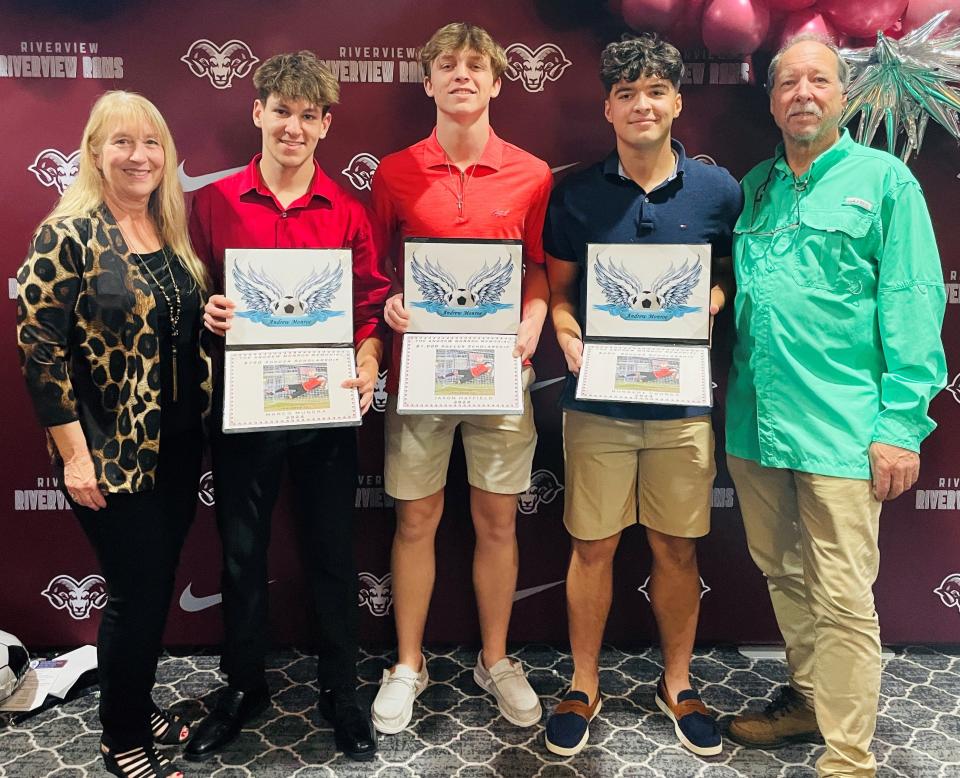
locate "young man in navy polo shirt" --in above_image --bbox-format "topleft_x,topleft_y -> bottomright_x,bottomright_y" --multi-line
543,34 -> 742,757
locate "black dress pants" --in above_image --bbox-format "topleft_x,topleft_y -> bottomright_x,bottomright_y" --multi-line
74,428 -> 202,749
211,426 -> 359,692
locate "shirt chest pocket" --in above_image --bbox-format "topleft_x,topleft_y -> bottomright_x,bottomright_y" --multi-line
793,208 -> 874,293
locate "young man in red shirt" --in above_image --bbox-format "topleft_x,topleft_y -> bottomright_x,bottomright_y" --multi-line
369,22 -> 552,735
187,51 -> 390,763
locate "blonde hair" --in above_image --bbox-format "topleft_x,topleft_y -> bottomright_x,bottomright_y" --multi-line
45,90 -> 207,290
420,22 -> 508,80
253,50 -> 340,112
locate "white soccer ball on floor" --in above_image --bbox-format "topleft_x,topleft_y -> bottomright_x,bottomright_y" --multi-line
0,630 -> 29,702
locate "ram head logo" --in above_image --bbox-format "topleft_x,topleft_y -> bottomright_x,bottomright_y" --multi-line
29,149 -> 80,194
41,574 -> 108,620
341,153 -> 380,191
934,573 -> 960,612
518,469 -> 564,515
198,470 -> 215,507
180,39 -> 259,89
504,43 -> 572,93
373,369 -> 388,413
358,572 -> 392,617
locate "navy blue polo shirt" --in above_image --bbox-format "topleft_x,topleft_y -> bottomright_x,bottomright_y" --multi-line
543,140 -> 743,420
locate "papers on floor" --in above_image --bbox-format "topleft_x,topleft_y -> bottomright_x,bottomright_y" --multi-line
0,645 -> 97,712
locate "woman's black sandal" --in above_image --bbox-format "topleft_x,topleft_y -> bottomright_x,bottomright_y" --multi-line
100,743 -> 183,778
150,707 -> 192,745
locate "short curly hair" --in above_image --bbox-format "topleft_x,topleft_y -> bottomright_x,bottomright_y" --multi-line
600,34 -> 684,92
420,22 -> 508,81
253,50 -> 340,112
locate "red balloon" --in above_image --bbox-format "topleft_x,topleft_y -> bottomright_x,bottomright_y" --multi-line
622,0 -> 684,32
665,0 -> 707,49
702,0 -> 771,55
817,0 -> 908,38
775,8 -> 838,49
762,9 -> 789,49
902,0 -> 960,33
760,0 -> 816,9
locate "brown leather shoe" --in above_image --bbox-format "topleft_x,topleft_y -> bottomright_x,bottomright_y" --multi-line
728,685 -> 821,749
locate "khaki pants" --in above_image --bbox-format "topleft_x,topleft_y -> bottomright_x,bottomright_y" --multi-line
727,455 -> 883,778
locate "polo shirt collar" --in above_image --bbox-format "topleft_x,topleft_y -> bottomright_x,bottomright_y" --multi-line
604,138 -> 687,186
772,128 -> 853,184
423,126 -> 504,171
238,153 -> 337,204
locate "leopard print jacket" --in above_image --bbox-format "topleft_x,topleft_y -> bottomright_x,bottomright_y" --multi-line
16,205 -> 213,493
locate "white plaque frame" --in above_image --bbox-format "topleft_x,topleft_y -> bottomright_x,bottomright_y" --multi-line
225,248 -> 354,347
575,342 -> 712,407
585,243 -> 711,343
403,238 -> 522,335
223,347 -> 361,432
397,334 -> 523,415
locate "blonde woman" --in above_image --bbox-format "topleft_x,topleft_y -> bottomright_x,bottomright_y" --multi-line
17,91 -> 212,778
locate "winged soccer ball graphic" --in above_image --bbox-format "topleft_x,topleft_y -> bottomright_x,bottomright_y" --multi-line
410,253 -> 514,311
232,262 -> 343,321
594,254 -> 701,314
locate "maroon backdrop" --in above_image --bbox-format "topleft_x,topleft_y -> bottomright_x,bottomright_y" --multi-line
1,0 -> 957,650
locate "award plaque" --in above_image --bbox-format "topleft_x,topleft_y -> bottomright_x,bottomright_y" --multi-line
397,334 -> 523,415
576,243 -> 713,407
398,238 -> 523,415
223,348 -> 361,432
221,248 -> 361,431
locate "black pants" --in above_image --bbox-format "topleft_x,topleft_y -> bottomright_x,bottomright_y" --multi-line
211,426 -> 359,692
74,428 -> 202,749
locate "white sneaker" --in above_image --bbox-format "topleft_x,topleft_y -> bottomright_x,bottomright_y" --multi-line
371,659 -> 429,734
473,652 -> 542,727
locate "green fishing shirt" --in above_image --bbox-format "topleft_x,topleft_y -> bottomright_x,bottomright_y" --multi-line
727,130 -> 946,479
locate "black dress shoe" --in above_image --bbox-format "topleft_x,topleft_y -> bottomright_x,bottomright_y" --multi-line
318,686 -> 378,762
185,685 -> 270,762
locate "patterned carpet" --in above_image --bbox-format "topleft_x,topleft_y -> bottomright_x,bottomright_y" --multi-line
2,646 -> 959,777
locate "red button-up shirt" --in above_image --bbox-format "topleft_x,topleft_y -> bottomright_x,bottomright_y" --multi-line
189,154 -> 390,346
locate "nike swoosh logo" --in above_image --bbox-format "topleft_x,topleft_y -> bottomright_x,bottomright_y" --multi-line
512,579 -> 564,602
550,162 -> 579,174
179,579 -> 277,612
178,161 -> 247,192
531,376 -> 565,392
179,582 -> 221,612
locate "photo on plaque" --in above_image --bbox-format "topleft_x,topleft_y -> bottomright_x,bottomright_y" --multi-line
585,243 -> 711,342
398,334 -> 522,415
262,364 -> 330,411
577,343 -> 711,407
403,239 -> 522,335
223,347 -> 360,432
434,350 -> 496,397
613,355 -> 681,394
225,248 -> 354,346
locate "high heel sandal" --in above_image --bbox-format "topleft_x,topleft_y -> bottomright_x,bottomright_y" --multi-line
150,707 -> 192,745
100,742 -> 184,778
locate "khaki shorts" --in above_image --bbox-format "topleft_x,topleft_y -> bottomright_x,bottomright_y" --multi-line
384,368 -> 537,500
562,409 -> 715,541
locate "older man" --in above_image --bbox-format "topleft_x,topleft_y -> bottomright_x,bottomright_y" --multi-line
726,35 -> 946,776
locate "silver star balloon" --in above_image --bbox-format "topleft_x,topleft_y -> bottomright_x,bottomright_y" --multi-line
840,11 -> 960,162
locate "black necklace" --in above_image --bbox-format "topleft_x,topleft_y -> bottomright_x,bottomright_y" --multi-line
132,244 -> 184,402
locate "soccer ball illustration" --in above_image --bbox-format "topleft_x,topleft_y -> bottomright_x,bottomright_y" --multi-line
272,296 -> 305,316
630,289 -> 662,311
445,288 -> 476,308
